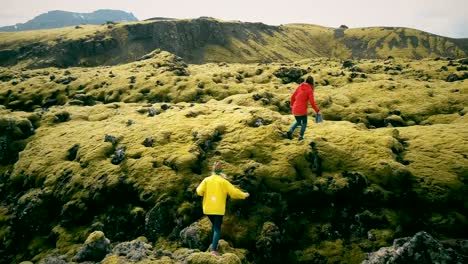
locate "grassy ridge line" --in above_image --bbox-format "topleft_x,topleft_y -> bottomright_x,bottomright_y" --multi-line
1,18 -> 467,69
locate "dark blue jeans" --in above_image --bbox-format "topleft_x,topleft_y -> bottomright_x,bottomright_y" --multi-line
289,115 -> 308,138
208,215 -> 223,251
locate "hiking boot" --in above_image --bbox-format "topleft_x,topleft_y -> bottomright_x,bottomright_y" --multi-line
286,131 -> 293,139
298,136 -> 304,141
211,251 -> 220,256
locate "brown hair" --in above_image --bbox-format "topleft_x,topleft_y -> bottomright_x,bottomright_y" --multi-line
212,161 -> 223,172
305,76 -> 314,86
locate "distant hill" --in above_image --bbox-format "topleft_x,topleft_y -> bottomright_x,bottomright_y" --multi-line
0,17 -> 467,68
0,9 -> 138,32
144,17 -> 178,21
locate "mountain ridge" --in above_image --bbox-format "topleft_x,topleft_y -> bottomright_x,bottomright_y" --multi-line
0,17 -> 467,68
0,9 -> 138,32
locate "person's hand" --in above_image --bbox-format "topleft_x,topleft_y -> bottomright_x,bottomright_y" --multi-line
315,113 -> 323,123
245,192 -> 250,198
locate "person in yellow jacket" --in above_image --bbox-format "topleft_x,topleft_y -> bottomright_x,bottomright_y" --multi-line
196,161 -> 249,256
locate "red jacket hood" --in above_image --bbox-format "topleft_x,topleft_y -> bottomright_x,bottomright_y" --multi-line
298,83 -> 312,92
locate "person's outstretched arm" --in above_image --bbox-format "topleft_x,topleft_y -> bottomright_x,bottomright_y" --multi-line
308,88 -> 320,113
225,180 -> 249,199
196,179 -> 206,196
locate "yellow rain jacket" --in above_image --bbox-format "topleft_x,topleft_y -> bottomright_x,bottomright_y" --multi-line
196,174 -> 248,215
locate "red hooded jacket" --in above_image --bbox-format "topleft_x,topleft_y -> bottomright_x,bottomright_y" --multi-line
290,83 -> 320,115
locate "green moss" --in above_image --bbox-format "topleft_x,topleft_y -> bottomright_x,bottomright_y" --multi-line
51,225 -> 89,255
186,252 -> 241,264
0,205 -> 11,223
1,50 -> 468,264
222,216 -> 257,248
28,236 -> 52,262
368,229 -> 395,247
342,243 -> 366,264
297,239 -> 368,263
101,255 -> 122,264
297,239 -> 344,263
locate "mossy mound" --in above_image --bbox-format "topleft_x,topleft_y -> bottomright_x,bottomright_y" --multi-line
1,56 -> 466,130
0,55 -> 467,263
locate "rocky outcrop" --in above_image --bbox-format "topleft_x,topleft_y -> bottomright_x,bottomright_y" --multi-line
74,231 -> 111,262
256,222 -> 282,263
363,231 -> 467,264
3,17 -> 466,68
145,198 -> 177,240
180,218 -> 212,250
0,18 -> 278,68
273,67 -> 308,84
38,255 -> 68,264
0,115 -> 35,164
111,239 -> 153,262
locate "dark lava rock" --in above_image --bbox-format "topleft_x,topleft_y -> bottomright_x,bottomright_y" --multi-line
447,73 -> 459,82
256,222 -> 282,263
145,198 -> 176,241
0,117 -> 34,164
112,240 -> 153,262
74,231 -> 111,262
249,117 -> 271,127
15,189 -> 55,234
104,134 -> 118,145
72,94 -> 96,106
67,144 -> 80,161
143,137 -> 154,147
55,76 -> 77,85
38,255 -> 68,264
148,108 -> 160,116
273,67 -> 307,84
459,58 -> 468,65
0,135 -> 9,163
362,231 -> 466,264
384,115 -> 406,127
342,60 -> 354,68
179,219 -> 211,250
111,146 -> 126,165
126,119 -> 135,126
54,111 -> 70,123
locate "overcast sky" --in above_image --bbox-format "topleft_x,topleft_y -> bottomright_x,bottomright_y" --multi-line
1,0 -> 467,38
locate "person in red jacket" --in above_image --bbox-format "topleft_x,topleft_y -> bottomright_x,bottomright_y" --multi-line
286,76 -> 321,141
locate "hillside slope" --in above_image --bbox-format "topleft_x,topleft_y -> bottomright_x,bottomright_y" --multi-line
0,18 -> 467,68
